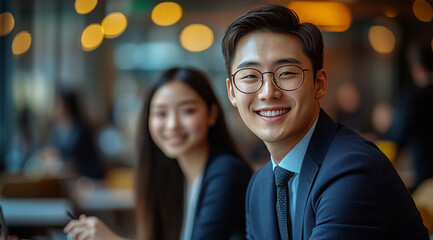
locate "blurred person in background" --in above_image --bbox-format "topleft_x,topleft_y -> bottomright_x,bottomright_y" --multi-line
384,43 -> 433,192
335,81 -> 364,133
40,88 -> 106,179
64,67 -> 252,240
4,107 -> 40,173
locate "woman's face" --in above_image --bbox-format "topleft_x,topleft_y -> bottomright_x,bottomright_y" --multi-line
149,81 -> 216,159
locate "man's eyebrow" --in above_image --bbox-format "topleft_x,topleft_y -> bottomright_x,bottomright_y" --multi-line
236,58 -> 302,70
274,58 -> 301,65
236,61 -> 260,70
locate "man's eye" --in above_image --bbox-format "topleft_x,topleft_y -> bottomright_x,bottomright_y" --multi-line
279,71 -> 298,80
280,71 -> 295,76
244,74 -> 258,79
239,74 -> 259,81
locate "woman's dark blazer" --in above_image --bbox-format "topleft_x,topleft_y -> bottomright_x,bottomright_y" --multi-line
191,147 -> 252,240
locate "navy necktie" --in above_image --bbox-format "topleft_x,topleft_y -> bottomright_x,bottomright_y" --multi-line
274,166 -> 294,240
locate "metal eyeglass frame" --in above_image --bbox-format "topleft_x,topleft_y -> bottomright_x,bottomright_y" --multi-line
229,64 -> 316,94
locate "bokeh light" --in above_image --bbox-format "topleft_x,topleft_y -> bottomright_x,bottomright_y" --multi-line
288,1 -> 352,32
75,0 -> 98,14
368,25 -> 395,54
101,12 -> 127,39
151,2 -> 182,26
412,0 -> 433,22
179,24 -> 214,52
12,31 -> 32,55
383,7 -> 398,18
81,23 -> 104,51
0,12 -> 15,36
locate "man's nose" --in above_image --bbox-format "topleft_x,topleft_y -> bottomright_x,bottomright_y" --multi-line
258,73 -> 282,100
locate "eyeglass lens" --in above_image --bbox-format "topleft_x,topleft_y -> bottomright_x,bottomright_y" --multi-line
233,65 -> 304,93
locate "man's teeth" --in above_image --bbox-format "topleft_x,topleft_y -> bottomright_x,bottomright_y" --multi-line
258,109 -> 288,117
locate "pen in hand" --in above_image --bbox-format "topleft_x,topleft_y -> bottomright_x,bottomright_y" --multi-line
66,211 -> 76,220
65,211 -> 76,240
64,212 -> 122,240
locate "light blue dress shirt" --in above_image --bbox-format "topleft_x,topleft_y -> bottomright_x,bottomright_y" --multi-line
272,116 -> 318,232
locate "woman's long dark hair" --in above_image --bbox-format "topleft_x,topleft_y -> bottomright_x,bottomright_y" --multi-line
135,67 -> 245,240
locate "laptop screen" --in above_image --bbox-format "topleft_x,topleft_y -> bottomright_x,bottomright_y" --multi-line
0,205 -> 8,240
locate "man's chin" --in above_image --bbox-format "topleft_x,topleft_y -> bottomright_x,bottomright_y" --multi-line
255,133 -> 282,143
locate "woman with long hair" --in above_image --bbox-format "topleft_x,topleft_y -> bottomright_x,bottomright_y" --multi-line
64,67 -> 252,240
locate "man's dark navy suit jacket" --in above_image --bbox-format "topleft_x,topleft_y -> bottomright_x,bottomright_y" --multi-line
246,110 -> 429,240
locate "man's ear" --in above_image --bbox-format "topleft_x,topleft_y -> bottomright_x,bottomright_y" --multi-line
226,78 -> 237,107
315,69 -> 327,100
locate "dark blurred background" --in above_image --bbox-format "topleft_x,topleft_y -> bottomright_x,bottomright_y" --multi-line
1,0 -> 433,239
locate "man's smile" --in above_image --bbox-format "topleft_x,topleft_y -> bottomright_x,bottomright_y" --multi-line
256,108 -> 290,117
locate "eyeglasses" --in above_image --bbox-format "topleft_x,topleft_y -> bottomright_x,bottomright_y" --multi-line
229,64 -> 315,94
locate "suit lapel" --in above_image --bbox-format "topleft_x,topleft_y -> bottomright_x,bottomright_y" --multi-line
260,162 -> 280,239
293,152 -> 320,240
293,110 -> 337,240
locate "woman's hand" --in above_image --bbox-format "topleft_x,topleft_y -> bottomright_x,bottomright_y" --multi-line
63,214 -> 125,240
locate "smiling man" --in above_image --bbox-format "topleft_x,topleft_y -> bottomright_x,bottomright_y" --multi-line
221,5 -> 429,240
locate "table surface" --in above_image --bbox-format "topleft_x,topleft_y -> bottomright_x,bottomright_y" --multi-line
0,198 -> 72,227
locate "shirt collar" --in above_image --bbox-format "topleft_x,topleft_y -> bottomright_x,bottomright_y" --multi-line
272,116 -> 319,173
